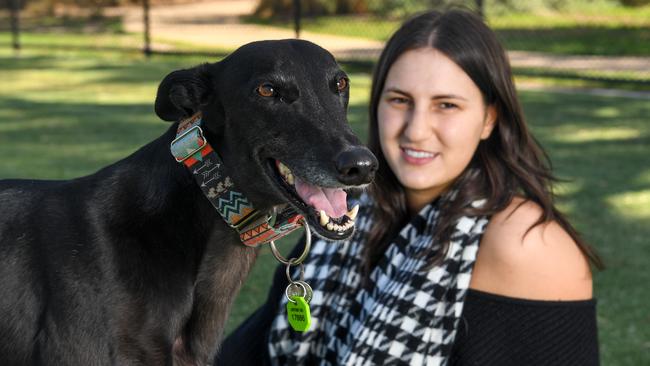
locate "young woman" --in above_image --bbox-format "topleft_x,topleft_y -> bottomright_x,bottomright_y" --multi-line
216,9 -> 602,366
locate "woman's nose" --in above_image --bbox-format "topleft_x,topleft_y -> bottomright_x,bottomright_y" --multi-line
402,106 -> 432,141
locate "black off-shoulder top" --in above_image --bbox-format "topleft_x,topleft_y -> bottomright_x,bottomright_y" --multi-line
450,289 -> 599,366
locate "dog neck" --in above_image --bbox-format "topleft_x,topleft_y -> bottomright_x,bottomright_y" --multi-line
106,125 -> 259,363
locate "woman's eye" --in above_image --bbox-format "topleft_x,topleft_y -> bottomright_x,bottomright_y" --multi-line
389,97 -> 409,105
439,102 -> 457,110
256,83 -> 275,97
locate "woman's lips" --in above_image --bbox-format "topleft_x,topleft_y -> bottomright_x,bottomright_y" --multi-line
400,147 -> 439,165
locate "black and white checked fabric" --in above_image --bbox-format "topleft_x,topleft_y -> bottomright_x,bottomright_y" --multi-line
268,193 -> 489,366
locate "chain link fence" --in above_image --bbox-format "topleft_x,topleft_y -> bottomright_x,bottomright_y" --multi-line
2,0 -> 649,85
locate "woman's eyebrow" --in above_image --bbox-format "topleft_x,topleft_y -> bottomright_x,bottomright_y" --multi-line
431,94 -> 468,101
384,87 -> 411,96
385,88 -> 468,101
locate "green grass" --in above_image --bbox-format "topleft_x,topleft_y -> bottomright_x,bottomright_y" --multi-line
514,74 -> 650,92
496,25 -> 650,57
243,13 -> 400,41
514,68 -> 650,87
244,5 -> 650,56
0,31 -> 145,54
1,46 -> 649,365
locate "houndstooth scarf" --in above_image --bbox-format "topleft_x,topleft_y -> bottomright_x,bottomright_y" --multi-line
268,192 -> 489,366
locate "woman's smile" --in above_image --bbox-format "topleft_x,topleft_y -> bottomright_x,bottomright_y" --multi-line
400,147 -> 439,165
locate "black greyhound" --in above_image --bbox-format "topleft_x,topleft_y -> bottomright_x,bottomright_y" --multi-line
0,40 -> 377,365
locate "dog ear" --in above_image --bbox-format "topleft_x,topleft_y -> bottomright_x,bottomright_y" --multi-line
155,63 -> 213,122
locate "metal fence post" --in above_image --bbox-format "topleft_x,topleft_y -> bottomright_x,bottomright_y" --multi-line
10,0 -> 21,51
143,0 -> 152,57
293,0 -> 301,38
475,0 -> 484,18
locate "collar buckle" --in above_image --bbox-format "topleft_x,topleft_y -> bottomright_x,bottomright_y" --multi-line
170,125 -> 208,163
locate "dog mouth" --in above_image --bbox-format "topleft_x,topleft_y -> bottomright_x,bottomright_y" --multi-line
269,160 -> 358,240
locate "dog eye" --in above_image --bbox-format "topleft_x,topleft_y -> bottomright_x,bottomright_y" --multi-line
336,77 -> 349,92
256,83 -> 275,97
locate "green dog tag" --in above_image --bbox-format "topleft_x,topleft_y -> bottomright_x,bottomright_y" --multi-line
286,296 -> 311,332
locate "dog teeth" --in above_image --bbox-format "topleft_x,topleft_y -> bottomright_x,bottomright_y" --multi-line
277,161 -> 295,185
346,205 -> 359,220
278,162 -> 289,175
318,209 -> 356,234
319,210 -> 329,226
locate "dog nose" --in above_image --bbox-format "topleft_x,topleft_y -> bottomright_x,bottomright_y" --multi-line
335,147 -> 378,185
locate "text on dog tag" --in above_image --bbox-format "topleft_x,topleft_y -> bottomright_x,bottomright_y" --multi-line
286,296 -> 311,332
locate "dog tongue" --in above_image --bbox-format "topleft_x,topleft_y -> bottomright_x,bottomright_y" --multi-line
294,176 -> 347,218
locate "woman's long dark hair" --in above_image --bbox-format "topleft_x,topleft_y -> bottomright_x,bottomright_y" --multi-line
364,9 -> 603,273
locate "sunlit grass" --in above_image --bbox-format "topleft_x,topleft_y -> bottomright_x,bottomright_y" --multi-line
607,190 -> 650,220
0,31 -> 142,49
554,180 -> 583,196
553,127 -> 641,143
514,75 -> 650,92
487,5 -> 650,29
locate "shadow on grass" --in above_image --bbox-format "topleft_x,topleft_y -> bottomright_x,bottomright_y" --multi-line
497,26 -> 650,56
0,52 -> 226,89
0,96 -> 168,180
346,103 -> 369,140
0,15 -> 124,34
0,54 -> 57,71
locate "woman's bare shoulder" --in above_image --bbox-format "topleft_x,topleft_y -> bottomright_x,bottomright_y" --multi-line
469,197 -> 593,300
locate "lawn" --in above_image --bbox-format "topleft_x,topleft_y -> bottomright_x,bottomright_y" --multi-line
1,45 -> 649,365
244,4 -> 650,56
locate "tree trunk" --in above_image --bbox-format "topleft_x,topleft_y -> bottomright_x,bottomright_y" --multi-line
143,0 -> 151,56
10,0 -> 20,51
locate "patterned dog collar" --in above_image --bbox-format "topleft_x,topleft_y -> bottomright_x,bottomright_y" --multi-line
170,113 -> 304,247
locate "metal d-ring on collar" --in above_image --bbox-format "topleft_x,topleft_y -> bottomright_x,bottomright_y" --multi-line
269,216 -> 312,265
285,258 -> 305,281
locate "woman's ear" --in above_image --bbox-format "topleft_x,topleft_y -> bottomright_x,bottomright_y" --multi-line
480,104 -> 498,140
154,63 -> 214,122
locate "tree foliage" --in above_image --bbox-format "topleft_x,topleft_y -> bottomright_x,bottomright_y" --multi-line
620,0 -> 650,6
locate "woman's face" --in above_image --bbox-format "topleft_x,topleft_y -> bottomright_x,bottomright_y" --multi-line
377,48 -> 496,212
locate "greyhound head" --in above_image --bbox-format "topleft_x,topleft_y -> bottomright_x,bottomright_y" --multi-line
155,40 -> 378,240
